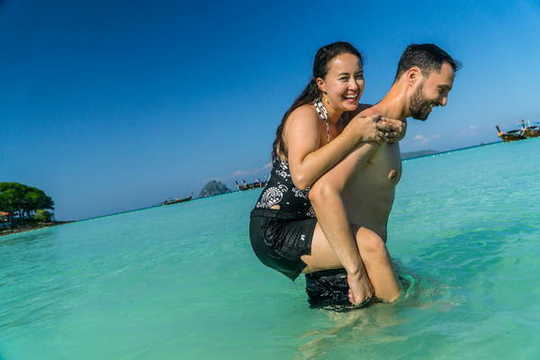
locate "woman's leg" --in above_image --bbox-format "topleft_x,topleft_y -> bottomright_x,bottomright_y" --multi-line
300,145 -> 400,303
354,227 -> 400,302
306,179 -> 373,305
302,223 -> 400,302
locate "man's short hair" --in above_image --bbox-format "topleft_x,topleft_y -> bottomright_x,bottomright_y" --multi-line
394,44 -> 460,81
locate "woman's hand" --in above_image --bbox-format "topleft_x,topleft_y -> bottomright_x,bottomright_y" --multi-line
352,115 -> 406,144
378,117 -> 407,144
347,271 -> 374,306
352,115 -> 384,143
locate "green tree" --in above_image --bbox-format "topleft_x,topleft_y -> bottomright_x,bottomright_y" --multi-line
34,209 -> 53,223
0,182 -> 55,224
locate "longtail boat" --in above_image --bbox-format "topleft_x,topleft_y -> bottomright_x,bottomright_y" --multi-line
520,120 -> 540,138
162,196 -> 192,205
236,180 -> 267,191
496,125 -> 526,142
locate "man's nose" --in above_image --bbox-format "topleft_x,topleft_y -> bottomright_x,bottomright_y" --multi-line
439,96 -> 448,107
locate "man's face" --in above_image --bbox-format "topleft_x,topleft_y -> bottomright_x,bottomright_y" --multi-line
409,62 -> 455,120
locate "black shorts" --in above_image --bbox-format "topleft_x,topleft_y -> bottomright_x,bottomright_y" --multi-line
250,213 -> 317,281
305,269 -> 358,312
306,269 -> 411,312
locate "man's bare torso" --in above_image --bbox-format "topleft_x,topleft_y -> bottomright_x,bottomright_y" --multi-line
342,109 -> 403,241
343,143 -> 401,239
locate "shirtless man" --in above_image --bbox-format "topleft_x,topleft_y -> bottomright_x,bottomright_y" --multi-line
302,44 -> 459,307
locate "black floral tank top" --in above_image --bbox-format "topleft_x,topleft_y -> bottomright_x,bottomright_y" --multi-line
250,157 -> 315,220
250,98 -> 338,220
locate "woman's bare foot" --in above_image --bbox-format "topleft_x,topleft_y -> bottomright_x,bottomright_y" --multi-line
347,272 -> 374,305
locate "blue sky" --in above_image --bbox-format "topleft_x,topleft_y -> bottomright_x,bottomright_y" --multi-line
2,0 -> 540,220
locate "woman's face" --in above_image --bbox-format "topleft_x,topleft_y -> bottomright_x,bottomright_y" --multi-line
317,53 -> 364,113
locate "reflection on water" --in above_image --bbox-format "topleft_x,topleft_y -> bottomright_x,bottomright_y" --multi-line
296,269 -> 417,359
298,301 -> 406,359
294,220 -> 537,359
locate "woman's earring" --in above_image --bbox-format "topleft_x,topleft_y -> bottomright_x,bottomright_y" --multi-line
323,94 -> 330,106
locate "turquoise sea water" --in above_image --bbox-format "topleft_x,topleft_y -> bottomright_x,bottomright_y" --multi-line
3,139 -> 540,359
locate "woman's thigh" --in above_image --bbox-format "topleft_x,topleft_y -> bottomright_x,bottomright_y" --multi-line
301,223 -> 360,273
302,224 -> 386,273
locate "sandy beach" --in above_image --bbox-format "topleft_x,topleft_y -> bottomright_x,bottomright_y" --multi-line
0,221 -> 73,237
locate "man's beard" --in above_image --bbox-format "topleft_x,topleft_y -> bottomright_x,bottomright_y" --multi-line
409,84 -> 434,121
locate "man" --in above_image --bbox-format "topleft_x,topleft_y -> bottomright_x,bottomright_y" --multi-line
304,44 -> 459,310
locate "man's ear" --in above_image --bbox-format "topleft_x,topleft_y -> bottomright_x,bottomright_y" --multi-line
315,77 -> 326,93
406,66 -> 422,87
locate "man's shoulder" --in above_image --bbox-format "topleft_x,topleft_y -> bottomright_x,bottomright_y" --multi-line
342,104 -> 373,125
348,103 -> 373,117
358,104 -> 379,116
343,104 -> 373,120
358,103 -> 373,113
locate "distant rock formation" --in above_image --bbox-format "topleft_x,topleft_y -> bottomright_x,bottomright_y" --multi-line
401,149 -> 438,160
199,180 -> 231,198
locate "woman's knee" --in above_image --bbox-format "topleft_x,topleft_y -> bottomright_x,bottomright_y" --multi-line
308,180 -> 340,205
356,228 -> 386,254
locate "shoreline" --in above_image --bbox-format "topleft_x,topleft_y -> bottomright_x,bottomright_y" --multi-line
0,221 -> 74,237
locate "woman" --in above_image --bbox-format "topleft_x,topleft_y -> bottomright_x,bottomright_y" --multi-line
250,42 -> 402,306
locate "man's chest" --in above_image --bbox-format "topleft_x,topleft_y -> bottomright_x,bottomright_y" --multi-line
367,143 -> 402,185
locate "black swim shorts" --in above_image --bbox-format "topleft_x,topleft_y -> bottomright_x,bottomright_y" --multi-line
306,269 -> 410,312
305,268 -> 358,312
250,213 -> 317,281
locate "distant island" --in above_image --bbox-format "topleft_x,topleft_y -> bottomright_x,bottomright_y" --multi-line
401,149 -> 438,159
199,180 -> 231,198
0,182 -> 69,237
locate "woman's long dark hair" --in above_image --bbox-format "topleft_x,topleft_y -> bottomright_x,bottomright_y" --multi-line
272,41 -> 363,160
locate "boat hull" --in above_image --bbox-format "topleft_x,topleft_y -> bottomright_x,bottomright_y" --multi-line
162,196 -> 192,205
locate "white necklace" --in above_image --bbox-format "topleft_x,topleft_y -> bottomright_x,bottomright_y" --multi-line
314,98 -> 331,143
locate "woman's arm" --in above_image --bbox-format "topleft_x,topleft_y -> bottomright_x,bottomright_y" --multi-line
284,105 -> 385,190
